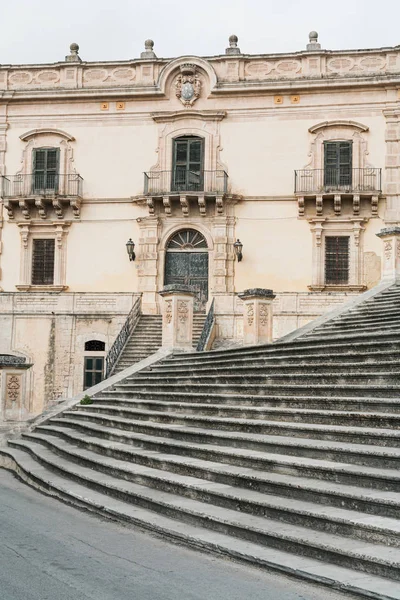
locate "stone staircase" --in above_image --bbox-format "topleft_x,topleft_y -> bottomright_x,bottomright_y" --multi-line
2,284 -> 400,599
113,313 -> 206,373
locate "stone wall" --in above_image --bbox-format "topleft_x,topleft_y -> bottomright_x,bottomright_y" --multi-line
0,292 -> 139,421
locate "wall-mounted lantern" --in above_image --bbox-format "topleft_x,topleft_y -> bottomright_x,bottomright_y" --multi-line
126,238 -> 136,262
233,239 -> 243,262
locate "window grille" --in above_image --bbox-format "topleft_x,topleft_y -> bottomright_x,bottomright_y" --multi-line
32,239 -> 55,285
325,236 -> 350,285
83,357 -> 104,389
84,340 -> 105,352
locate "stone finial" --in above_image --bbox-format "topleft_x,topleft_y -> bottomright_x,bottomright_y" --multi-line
306,30 -> 321,51
141,39 -> 157,59
65,42 -> 82,63
226,34 -> 241,55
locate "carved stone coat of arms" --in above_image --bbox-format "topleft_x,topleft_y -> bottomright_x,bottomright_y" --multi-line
175,64 -> 201,107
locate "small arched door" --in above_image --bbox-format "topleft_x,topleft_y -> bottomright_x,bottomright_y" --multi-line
164,229 -> 209,312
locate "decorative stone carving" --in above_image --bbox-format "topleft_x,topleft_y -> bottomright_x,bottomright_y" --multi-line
159,284 -> 195,350
238,289 -> 276,346
6,373 -> 21,403
377,227 -> 400,281
175,64 -> 201,107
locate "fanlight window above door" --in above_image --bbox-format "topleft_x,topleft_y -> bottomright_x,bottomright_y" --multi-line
167,229 -> 208,250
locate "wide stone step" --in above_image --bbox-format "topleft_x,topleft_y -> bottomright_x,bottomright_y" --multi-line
167,337 -> 400,363
14,434 -> 400,548
314,322 -> 400,334
36,420 -> 400,491
114,380 -> 400,398
156,350 -> 400,371
85,399 -> 400,427
74,403 -> 400,442
93,392 -> 400,414
56,412 -> 400,468
5,440 -> 400,582
3,447 -> 400,599
20,426 -> 400,518
141,360 -> 400,377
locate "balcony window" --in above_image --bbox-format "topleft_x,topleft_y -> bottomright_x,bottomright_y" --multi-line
172,136 -> 204,192
324,141 -> 352,188
32,148 -> 60,193
31,238 -> 55,285
325,236 -> 350,285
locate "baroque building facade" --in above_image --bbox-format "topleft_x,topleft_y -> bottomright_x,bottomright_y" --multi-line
0,32 -> 399,421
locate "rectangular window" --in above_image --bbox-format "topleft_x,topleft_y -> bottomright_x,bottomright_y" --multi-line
84,357 -> 104,389
32,239 -> 55,285
325,236 -> 350,285
33,148 -> 60,192
324,141 -> 352,188
172,137 -> 204,192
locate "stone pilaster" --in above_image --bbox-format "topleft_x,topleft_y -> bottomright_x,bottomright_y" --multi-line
384,110 -> 400,224
238,288 -> 276,346
137,216 -> 160,314
376,227 -> 400,282
159,284 -> 195,351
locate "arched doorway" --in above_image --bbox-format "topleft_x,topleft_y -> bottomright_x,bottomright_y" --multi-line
164,229 -> 209,312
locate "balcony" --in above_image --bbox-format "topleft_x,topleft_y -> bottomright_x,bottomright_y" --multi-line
294,168 -> 382,217
144,170 -> 228,196
1,173 -> 83,220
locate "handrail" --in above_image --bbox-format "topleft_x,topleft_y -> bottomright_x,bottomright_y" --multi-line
1,173 -> 83,198
105,295 -> 142,377
294,168 -> 381,194
196,298 -> 215,352
144,170 -> 228,196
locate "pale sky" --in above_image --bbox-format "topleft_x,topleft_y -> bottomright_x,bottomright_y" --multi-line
0,0 -> 399,65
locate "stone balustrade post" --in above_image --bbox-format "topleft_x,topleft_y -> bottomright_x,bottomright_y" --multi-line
376,227 -> 400,282
238,288 -> 276,346
158,284 -> 195,351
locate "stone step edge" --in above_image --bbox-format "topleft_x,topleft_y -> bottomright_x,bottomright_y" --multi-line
16,434 -> 400,543
44,420 -> 400,484
77,404 -> 400,428
25,426 -> 400,516
62,411 -> 400,464
1,449 -> 398,600
4,442 -> 400,575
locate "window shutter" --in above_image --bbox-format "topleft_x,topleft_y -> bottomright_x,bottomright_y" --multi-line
324,141 -> 352,187
32,239 -> 55,285
32,148 -> 60,191
325,236 -> 350,285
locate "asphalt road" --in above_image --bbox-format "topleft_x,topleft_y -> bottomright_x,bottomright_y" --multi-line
0,469 -> 356,600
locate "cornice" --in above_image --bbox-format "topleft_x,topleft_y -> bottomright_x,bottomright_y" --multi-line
20,128 -> 75,141
151,110 -> 226,123
309,120 -> 369,133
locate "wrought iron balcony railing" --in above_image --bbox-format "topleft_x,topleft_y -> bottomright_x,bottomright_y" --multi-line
144,170 -> 228,196
294,168 -> 381,195
1,173 -> 83,198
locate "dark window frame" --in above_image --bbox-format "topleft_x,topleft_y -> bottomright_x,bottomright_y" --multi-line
31,238 -> 55,285
172,136 -> 204,192
325,235 -> 350,285
83,356 -> 104,390
32,147 -> 60,193
84,340 -> 106,352
324,141 -> 353,188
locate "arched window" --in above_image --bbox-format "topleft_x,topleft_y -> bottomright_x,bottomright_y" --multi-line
84,340 -> 105,352
167,229 -> 208,250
